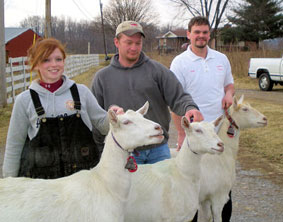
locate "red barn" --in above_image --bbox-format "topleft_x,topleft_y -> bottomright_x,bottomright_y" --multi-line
5,28 -> 41,61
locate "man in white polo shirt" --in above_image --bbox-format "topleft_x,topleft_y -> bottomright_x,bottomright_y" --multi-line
170,16 -> 235,222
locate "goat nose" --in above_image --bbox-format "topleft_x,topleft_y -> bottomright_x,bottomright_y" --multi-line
263,117 -> 267,121
155,124 -> 161,130
218,142 -> 224,148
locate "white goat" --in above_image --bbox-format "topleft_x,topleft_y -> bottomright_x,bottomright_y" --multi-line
125,116 -> 224,222
0,102 -> 164,222
198,95 -> 268,222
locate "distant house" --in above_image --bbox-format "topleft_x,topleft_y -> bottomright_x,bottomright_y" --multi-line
156,29 -> 188,54
260,38 -> 283,50
5,27 -> 41,62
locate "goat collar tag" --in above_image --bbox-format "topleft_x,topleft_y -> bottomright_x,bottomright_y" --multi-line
111,133 -> 138,172
224,108 -> 239,129
125,156 -> 138,172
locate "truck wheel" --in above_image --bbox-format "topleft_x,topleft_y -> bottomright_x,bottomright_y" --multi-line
259,73 -> 274,91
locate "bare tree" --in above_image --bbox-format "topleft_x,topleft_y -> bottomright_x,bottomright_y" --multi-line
169,0 -> 231,48
20,16 -> 45,35
51,16 -> 66,43
103,0 -> 159,33
101,0 -> 160,52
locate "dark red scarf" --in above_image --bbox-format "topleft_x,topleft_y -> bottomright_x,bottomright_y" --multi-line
40,78 -> 63,93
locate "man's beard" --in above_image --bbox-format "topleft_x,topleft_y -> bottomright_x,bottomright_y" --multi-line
195,39 -> 208,48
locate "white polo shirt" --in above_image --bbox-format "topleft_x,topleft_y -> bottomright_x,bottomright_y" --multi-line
170,46 -> 234,122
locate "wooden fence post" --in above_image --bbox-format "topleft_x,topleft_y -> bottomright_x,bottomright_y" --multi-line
9,58 -> 15,103
22,57 -> 26,91
0,0 -> 7,107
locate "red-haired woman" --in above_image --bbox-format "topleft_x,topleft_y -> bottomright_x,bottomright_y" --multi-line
3,38 -> 122,179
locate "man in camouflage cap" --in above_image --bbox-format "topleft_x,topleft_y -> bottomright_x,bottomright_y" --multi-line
115,20 -> 145,37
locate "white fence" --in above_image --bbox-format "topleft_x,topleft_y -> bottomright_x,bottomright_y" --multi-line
5,54 -> 99,104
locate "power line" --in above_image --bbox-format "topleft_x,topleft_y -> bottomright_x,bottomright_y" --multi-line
76,0 -> 95,19
71,0 -> 93,20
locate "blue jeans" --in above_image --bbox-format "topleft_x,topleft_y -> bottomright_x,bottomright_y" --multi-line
133,143 -> 171,164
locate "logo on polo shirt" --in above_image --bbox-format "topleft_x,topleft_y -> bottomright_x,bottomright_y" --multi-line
217,65 -> 223,71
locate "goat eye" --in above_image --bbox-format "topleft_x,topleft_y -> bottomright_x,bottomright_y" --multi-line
242,108 -> 248,111
195,129 -> 203,133
123,120 -> 131,125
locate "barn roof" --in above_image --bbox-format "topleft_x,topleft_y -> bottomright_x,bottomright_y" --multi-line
5,27 -> 31,44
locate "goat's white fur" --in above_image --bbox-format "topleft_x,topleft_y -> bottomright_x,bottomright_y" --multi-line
198,95 -> 267,222
0,102 -> 164,222
125,116 -> 224,222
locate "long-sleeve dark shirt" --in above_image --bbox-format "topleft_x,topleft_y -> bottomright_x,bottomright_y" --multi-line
91,52 -> 198,149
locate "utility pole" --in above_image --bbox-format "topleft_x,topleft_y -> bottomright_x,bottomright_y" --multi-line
0,0 -> 7,107
45,0 -> 52,38
99,0 -> 109,60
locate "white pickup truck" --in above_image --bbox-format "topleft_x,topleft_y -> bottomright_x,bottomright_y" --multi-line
248,56 -> 283,91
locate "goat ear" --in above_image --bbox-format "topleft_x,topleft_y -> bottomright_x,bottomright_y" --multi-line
181,116 -> 190,129
233,96 -> 238,108
137,101 -> 149,116
213,115 -> 223,127
108,109 -> 119,127
238,94 -> 244,104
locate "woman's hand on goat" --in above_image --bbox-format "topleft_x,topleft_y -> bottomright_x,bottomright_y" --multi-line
109,105 -> 124,115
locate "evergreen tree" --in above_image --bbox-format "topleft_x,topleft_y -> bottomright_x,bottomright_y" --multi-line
227,0 -> 283,45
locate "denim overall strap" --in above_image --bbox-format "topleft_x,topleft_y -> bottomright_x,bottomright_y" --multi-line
70,84 -> 81,111
29,89 -> 45,116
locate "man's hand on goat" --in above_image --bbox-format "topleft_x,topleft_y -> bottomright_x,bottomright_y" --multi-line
185,109 -> 204,123
174,109 -> 203,151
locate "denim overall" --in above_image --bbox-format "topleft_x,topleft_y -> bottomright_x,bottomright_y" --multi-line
18,84 -> 101,179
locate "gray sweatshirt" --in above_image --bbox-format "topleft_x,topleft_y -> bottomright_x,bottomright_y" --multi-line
3,75 -> 108,177
91,52 -> 198,147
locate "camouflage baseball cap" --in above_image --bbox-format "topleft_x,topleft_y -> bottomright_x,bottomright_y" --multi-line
115,21 -> 145,37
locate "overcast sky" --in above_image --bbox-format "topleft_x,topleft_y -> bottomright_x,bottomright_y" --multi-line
4,0 -> 184,27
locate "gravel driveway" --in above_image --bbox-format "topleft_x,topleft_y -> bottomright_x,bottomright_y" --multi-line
230,88 -> 283,222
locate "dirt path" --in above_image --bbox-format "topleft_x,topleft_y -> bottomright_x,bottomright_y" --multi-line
231,89 -> 283,221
